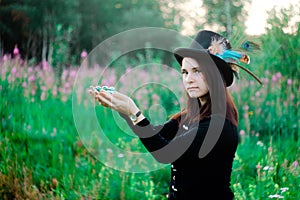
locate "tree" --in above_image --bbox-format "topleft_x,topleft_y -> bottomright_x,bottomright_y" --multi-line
201,0 -> 250,37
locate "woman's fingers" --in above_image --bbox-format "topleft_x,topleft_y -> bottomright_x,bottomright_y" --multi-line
88,86 -> 135,115
95,91 -> 114,108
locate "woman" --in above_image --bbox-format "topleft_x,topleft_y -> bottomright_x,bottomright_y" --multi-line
89,30 -> 261,199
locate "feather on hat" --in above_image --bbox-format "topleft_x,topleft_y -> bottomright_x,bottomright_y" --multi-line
174,30 -> 262,86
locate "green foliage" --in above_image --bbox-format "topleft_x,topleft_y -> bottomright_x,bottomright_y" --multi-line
260,5 -> 300,78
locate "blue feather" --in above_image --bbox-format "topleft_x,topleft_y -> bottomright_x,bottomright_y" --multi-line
216,50 -> 242,62
216,50 -> 250,64
241,41 -> 260,51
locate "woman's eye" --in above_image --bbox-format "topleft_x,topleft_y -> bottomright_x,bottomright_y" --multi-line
195,69 -> 201,73
181,71 -> 187,75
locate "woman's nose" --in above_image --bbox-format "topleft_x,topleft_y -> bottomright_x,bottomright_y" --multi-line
186,73 -> 195,82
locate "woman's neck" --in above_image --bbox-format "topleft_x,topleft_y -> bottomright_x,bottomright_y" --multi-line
198,93 -> 208,105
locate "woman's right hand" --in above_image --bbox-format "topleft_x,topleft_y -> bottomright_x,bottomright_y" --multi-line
88,86 -> 140,117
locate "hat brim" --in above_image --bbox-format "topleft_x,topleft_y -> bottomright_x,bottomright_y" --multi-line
174,48 -> 234,87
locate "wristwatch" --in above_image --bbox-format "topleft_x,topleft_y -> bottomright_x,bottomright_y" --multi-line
130,111 -> 142,122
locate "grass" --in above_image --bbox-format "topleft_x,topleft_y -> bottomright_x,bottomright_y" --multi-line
0,54 -> 299,199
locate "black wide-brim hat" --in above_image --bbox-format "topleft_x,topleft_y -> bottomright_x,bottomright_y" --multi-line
174,30 -> 262,87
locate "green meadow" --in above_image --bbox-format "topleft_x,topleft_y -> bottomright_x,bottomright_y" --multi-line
1,45 -> 299,199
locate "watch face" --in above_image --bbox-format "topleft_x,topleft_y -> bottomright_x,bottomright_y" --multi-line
130,111 -> 141,122
130,114 -> 137,121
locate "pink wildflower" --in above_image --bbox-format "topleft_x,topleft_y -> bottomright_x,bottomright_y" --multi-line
293,160 -> 298,167
52,86 -> 57,96
2,54 -> 9,61
81,50 -> 88,59
64,82 -> 70,89
290,94 -> 294,100
239,130 -> 246,136
62,70 -> 68,80
31,89 -> 36,95
13,45 -> 19,55
69,70 -> 77,77
265,70 -> 270,75
272,75 -> 277,82
262,78 -> 269,83
11,67 -> 17,75
276,72 -> 282,79
40,92 -> 46,101
287,79 -> 292,85
28,75 -> 36,82
125,68 -> 132,74
42,61 -> 49,71
41,86 -> 47,91
256,163 -> 261,169
22,82 -> 27,88
28,67 -> 33,73
243,105 -> 249,110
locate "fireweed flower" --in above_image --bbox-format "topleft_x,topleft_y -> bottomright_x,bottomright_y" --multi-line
276,72 -> 282,79
292,160 -> 298,167
81,50 -> 88,59
263,77 -> 269,83
22,82 -> 27,88
42,61 -> 49,71
40,92 -> 46,101
69,70 -> 77,78
239,130 -> 246,136
62,70 -> 68,81
13,46 -> 19,55
28,75 -> 36,82
11,67 -> 17,75
287,79 -> 292,85
28,67 -> 33,73
2,54 -> 9,61
243,105 -> 249,110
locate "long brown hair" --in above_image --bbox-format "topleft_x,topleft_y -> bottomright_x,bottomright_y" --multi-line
171,89 -> 238,126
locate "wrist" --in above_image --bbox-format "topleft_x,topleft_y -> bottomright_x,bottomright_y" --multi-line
129,110 -> 142,123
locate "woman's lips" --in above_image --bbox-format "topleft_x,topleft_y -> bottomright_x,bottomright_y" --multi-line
187,87 -> 199,90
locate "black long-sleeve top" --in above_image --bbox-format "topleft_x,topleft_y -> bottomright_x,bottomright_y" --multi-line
121,114 -> 239,200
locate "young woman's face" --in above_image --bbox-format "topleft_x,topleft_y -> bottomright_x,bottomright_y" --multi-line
181,57 -> 208,99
